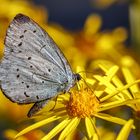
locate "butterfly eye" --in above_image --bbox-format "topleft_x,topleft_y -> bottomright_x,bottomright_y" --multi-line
74,73 -> 81,81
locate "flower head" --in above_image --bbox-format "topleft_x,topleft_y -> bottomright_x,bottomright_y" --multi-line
15,65 -> 138,140
66,88 -> 99,118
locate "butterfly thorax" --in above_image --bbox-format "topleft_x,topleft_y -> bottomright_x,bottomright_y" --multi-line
62,73 -> 81,93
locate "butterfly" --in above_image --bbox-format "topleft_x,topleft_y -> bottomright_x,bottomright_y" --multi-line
0,14 -> 81,117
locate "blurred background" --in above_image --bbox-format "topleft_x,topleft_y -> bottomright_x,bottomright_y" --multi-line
34,0 -> 129,30
0,0 -> 140,140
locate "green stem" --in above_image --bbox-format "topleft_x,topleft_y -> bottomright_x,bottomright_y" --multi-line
133,110 -> 140,139
129,1 -> 140,51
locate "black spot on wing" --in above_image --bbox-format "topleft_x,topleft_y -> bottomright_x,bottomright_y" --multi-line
36,95 -> 39,99
24,92 -> 30,97
28,57 -> 31,60
24,30 -> 27,33
11,49 -> 14,52
18,42 -> 22,47
20,35 -> 24,38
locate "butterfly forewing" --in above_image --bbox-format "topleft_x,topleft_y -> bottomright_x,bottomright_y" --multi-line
0,14 -> 75,104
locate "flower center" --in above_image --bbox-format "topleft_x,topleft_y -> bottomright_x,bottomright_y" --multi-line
66,88 -> 99,118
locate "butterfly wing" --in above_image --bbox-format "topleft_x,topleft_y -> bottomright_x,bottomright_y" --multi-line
0,14 -> 74,104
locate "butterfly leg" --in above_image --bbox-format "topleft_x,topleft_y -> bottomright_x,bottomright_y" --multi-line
49,95 -> 59,111
50,92 -> 65,111
27,99 -> 50,117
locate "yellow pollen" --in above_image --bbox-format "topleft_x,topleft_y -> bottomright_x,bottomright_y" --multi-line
66,88 -> 99,118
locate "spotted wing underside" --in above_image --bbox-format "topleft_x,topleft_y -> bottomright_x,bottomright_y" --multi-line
0,14 -> 73,104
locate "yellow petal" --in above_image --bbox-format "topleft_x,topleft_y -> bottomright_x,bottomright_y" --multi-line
94,75 -> 115,91
94,75 -> 123,101
95,113 -> 134,128
76,66 -> 86,79
93,133 -> 99,140
41,118 -> 70,140
98,65 -> 119,80
122,67 -> 139,96
105,65 -> 119,81
99,98 -> 140,112
15,115 -> 62,138
111,76 -> 132,99
99,100 -> 125,111
86,78 -> 96,85
100,79 -> 140,102
82,134 -> 99,140
84,14 -> 101,35
85,117 -> 97,139
58,117 -> 80,140
116,119 -> 133,140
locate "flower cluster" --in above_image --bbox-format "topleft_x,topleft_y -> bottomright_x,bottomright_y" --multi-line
13,65 -> 140,140
0,0 -> 140,140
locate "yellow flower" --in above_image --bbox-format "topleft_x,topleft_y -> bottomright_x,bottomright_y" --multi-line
82,119 -> 133,140
116,119 -> 134,140
96,127 -> 116,140
15,65 -> 138,140
0,1 -> 138,139
4,129 -> 45,140
66,88 -> 99,118
74,13 -> 128,65
94,64 -> 140,112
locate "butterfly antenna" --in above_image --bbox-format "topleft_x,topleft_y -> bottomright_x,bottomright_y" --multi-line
78,70 -> 94,75
80,76 -> 94,93
78,72 -> 100,101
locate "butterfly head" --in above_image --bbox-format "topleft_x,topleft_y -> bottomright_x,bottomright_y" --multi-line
74,73 -> 81,81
